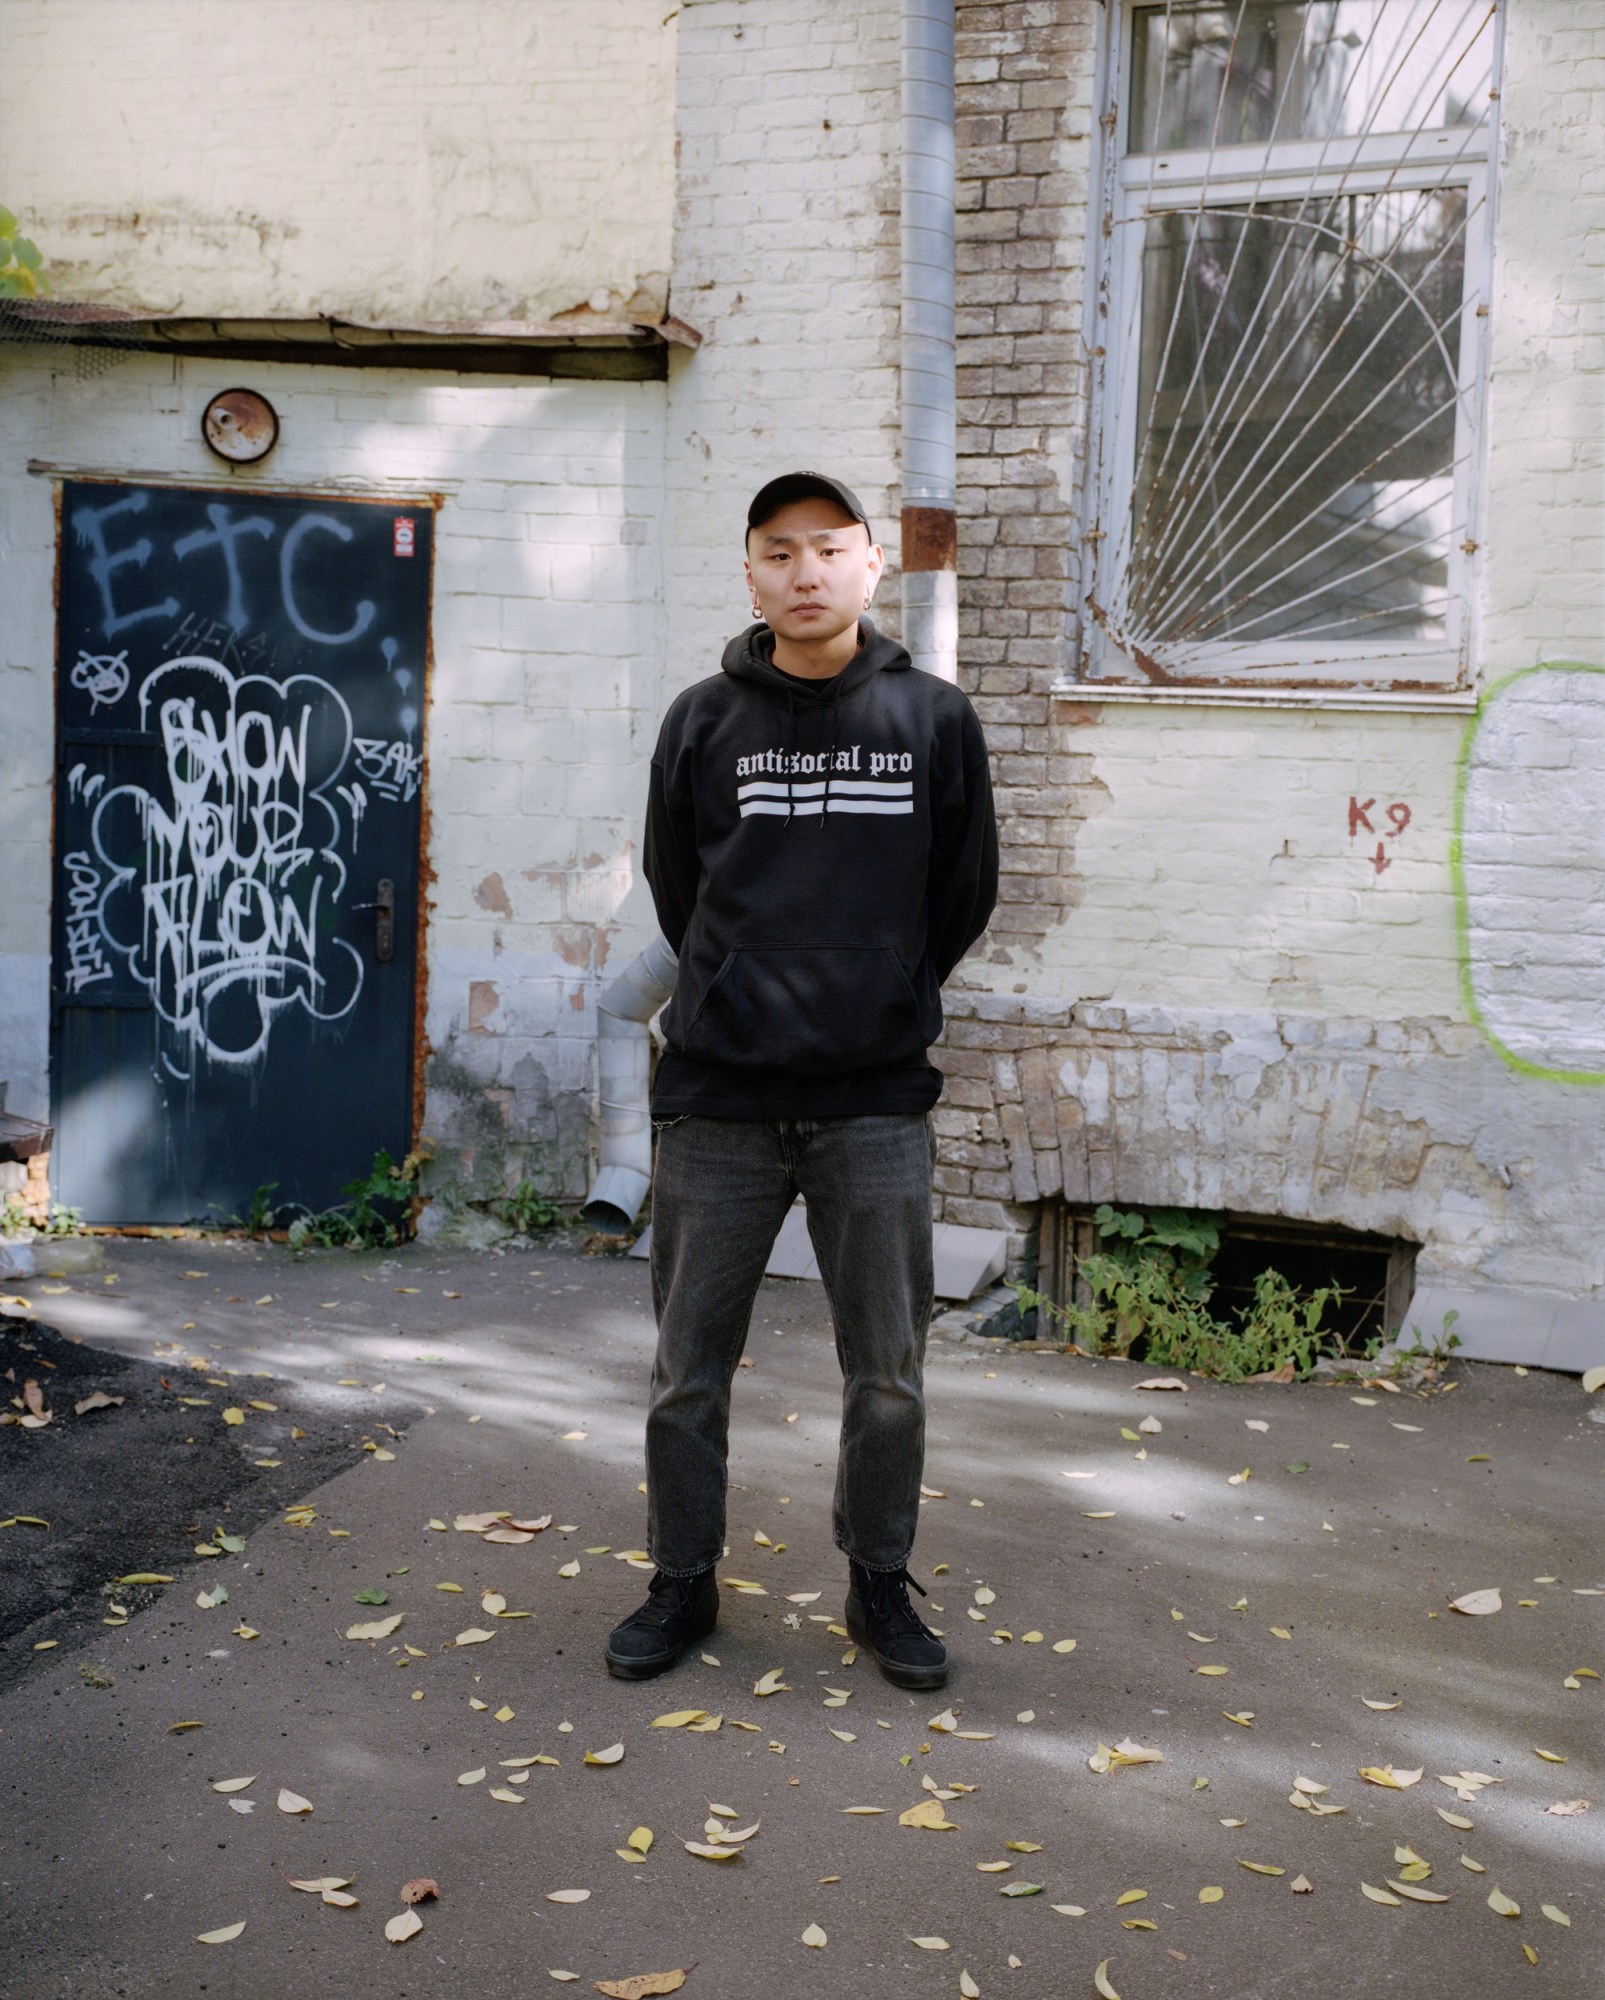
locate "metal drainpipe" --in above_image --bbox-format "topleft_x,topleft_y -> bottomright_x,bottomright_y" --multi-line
581,933 -> 678,1230
901,0 -> 958,682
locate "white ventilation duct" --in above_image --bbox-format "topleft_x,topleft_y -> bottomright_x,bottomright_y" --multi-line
581,933 -> 678,1230
901,0 -> 958,682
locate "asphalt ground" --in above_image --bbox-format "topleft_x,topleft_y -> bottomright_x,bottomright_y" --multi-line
0,1234 -> 1600,2000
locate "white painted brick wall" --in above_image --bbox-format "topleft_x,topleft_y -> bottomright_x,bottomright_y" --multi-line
660,0 -> 905,750
0,346 -> 668,1203
1481,1 -> 1605,671
962,0 -> 1605,1051
0,0 -> 676,325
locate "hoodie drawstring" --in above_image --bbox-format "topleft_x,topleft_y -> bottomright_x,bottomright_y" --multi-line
817,677 -> 843,833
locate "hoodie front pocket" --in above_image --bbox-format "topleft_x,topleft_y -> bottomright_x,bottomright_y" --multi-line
682,946 -> 928,1075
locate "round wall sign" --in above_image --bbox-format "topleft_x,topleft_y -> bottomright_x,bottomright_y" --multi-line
202,388 -> 279,464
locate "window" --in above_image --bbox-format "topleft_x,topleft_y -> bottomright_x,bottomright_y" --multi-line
1082,1 -> 1499,689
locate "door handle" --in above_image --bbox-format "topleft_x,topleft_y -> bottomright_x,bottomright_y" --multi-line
351,879 -> 396,963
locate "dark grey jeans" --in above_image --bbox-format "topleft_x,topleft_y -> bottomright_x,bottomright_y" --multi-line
645,1113 -> 936,1577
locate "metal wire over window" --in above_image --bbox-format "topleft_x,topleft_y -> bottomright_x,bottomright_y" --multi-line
1085,1 -> 1499,687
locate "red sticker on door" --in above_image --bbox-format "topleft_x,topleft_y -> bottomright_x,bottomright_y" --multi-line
393,516 -> 416,558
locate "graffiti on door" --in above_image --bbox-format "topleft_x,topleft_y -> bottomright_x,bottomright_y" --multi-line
73,654 -> 368,1066
53,479 -> 431,1223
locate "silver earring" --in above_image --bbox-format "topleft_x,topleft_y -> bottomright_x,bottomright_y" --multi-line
751,604 -> 763,619
863,594 -> 873,610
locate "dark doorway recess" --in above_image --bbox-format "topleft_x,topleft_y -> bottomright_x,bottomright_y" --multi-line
1043,1206 -> 1415,1352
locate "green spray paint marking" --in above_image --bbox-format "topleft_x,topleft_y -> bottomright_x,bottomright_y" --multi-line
1451,660 -> 1605,1085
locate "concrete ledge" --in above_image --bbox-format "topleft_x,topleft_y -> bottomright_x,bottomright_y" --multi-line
1393,1285 -> 1605,1374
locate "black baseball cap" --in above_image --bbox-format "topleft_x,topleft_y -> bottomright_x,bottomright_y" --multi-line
746,470 -> 872,540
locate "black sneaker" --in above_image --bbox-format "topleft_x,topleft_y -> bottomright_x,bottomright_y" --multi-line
604,1566 -> 719,1680
845,1560 -> 948,1690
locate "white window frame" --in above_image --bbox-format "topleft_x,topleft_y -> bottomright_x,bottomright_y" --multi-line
1075,1 -> 1501,694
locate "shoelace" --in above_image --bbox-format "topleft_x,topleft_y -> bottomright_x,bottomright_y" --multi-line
635,1570 -> 704,1632
862,1565 -> 932,1635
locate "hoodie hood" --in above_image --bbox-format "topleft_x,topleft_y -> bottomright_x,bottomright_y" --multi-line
720,616 -> 911,701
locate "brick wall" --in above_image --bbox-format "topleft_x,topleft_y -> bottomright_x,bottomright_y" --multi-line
0,0 -> 676,325
953,0 -> 1100,959
1481,1 -> 1605,670
934,988 -> 1605,1302
0,346 -> 668,1227
927,0 -> 1605,1326
663,0 -> 904,704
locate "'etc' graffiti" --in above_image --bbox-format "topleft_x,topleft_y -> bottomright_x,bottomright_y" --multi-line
87,655 -> 367,1064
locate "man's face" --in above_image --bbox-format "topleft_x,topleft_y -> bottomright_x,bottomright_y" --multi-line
745,497 -> 883,645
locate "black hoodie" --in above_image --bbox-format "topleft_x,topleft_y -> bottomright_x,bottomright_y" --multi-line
644,618 -> 998,1118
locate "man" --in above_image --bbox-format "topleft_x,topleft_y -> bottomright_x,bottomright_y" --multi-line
604,471 -> 997,1691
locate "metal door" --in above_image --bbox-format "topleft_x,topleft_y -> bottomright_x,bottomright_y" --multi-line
50,479 -> 432,1224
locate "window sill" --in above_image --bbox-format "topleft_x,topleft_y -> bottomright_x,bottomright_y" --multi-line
1051,681 -> 1478,715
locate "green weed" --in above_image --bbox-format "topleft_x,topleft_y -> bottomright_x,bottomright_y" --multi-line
286,1148 -> 427,1251
1016,1202 -> 1354,1383
495,1180 -> 563,1236
0,1196 -> 82,1238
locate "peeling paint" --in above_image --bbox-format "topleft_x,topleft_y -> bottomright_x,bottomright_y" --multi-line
467,980 -> 501,1035
474,872 -> 513,917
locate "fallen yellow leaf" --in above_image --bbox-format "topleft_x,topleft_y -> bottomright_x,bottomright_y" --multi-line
1387,1879 -> 1451,1903
346,1614 -> 404,1641
898,1797 -> 958,1830
1088,1738 -> 1163,1773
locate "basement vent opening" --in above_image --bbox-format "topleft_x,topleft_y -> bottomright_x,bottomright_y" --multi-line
1042,1205 -> 1416,1352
